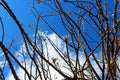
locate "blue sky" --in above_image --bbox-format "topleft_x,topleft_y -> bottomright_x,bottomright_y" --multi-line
0,0 -> 71,44
0,0 -> 116,48
0,0 -> 34,77
0,0 -> 30,44
0,0 -> 70,77
1,0 -> 113,43
0,0 -> 119,79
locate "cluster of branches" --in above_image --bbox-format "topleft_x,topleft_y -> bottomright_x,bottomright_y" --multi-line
0,0 -> 120,80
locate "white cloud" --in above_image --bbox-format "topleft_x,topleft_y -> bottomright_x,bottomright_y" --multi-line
6,32 -> 67,80
6,60 -> 37,80
6,31 -> 120,80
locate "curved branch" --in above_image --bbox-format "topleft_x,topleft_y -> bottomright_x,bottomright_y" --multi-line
0,17 -> 4,42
